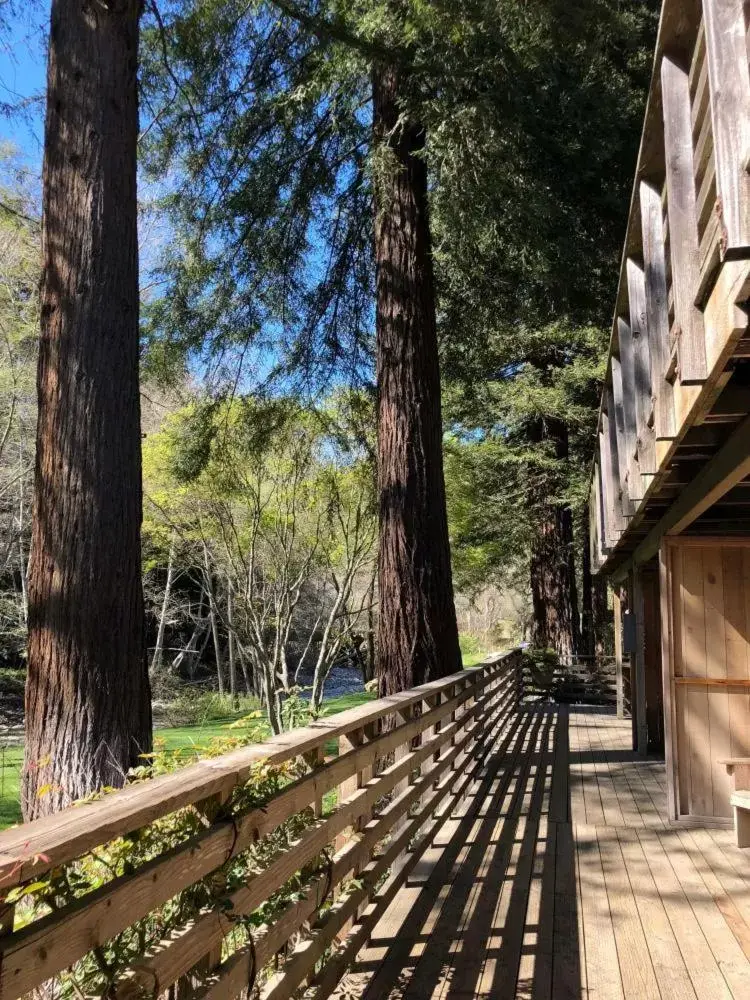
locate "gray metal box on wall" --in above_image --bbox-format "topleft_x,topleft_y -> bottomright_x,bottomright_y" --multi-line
622,609 -> 637,655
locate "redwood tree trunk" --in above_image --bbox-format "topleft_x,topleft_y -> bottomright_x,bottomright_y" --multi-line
24,0 -> 151,818
530,505 -> 578,661
528,417 -> 579,662
373,62 -> 462,696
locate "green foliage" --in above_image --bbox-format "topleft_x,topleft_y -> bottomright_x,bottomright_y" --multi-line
142,389 -> 376,731
10,733 -> 319,997
436,0 -> 658,594
458,633 -> 485,667
138,0 -> 657,398
0,745 -> 22,828
138,0 -> 658,610
0,147 -> 39,667
520,647 -> 560,698
162,688 -> 264,728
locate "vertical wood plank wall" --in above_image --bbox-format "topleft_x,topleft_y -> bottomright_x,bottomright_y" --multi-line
661,537 -> 750,822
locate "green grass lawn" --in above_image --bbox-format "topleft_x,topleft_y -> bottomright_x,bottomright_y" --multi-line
459,633 -> 490,667
0,746 -> 22,829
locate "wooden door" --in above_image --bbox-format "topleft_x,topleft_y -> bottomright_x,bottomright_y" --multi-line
661,538 -> 750,821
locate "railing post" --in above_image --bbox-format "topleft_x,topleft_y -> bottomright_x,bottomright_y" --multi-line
614,588 -> 625,718
182,790 -> 232,988
703,0 -> 750,255
515,653 -> 523,708
304,745 -> 326,818
626,258 -> 657,483
335,724 -> 371,851
391,705 -> 414,875
661,54 -> 707,382
334,722 -> 376,938
639,180 -> 676,444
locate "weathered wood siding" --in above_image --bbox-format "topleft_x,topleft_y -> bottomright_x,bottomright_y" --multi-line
590,0 -> 750,574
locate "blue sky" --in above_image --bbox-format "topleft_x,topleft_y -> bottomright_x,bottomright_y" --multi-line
0,9 -> 46,177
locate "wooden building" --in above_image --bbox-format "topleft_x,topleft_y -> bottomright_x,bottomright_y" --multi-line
590,0 -> 750,827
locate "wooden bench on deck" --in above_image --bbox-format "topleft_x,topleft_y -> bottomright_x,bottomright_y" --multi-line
720,758 -> 750,847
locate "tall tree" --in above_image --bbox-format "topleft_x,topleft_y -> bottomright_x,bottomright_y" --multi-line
435,2 -> 659,654
24,0 -> 151,818
140,0 -> 463,695
139,0 -> 657,670
373,60 -> 461,693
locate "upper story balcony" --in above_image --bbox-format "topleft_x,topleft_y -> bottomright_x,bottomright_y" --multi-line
590,0 -> 750,577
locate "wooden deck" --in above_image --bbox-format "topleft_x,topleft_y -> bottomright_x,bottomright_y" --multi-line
332,705 -> 750,999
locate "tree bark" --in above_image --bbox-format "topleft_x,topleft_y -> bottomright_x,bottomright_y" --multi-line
373,61 -> 462,697
24,0 -> 151,818
528,417 -> 579,663
364,576 -> 376,684
530,502 -> 579,662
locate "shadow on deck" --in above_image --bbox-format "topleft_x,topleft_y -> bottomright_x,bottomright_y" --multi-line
333,706 -> 750,1000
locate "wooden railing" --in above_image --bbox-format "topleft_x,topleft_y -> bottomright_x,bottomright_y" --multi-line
591,0 -> 750,571
519,656 -> 618,708
0,651 -> 522,1000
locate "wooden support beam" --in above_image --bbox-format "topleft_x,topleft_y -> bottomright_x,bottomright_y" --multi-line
631,566 -> 649,756
589,471 -> 605,570
632,412 -> 750,565
640,180 -> 676,441
606,383 -> 634,518
703,0 -> 750,255
613,587 -> 625,718
600,415 -> 623,544
611,357 -> 633,499
617,319 -> 647,501
661,54 -> 707,382
627,259 -> 657,479
700,382 -> 750,419
598,428 -> 614,548
604,403 -> 629,530
594,460 -> 609,562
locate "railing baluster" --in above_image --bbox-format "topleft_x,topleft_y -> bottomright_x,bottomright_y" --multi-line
391,705 -> 414,875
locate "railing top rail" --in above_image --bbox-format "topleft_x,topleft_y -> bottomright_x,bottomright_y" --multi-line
0,652 -> 517,891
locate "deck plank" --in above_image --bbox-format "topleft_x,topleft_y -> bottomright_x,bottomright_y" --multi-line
616,827 -> 698,1000
330,707 -> 750,1000
576,822 -> 625,1000
596,824 -> 662,998
655,826 -> 750,998
636,826 -> 733,1000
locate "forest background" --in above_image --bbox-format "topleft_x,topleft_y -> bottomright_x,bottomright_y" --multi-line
0,0 -> 659,822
